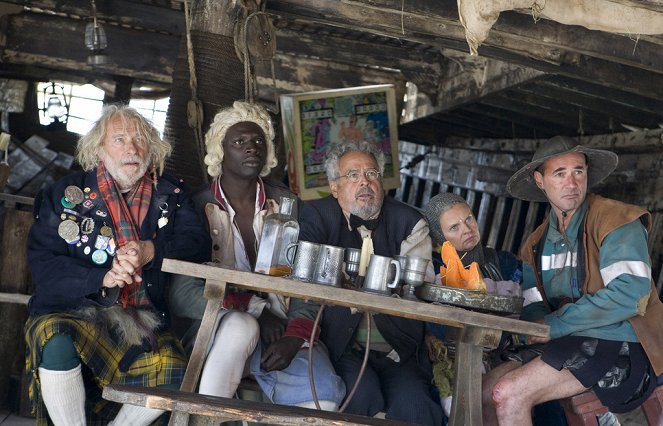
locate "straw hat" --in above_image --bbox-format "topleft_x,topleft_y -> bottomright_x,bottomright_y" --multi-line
506,136 -> 618,202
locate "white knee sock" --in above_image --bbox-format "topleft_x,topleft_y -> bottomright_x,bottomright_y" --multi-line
108,403 -> 164,426
294,400 -> 339,411
38,365 -> 86,426
199,311 -> 260,397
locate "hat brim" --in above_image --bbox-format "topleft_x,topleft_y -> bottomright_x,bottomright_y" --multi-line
507,146 -> 618,202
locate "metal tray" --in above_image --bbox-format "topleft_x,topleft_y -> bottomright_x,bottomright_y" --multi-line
415,283 -> 524,315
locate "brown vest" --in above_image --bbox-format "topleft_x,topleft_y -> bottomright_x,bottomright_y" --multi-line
520,194 -> 663,375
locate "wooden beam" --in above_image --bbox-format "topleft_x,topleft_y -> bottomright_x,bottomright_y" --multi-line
607,0 -> 663,13
491,9 -> 663,74
0,292 -> 30,304
517,84 -> 663,131
544,75 -> 663,117
265,0 -> 663,98
426,61 -> 544,117
428,112 -> 507,139
254,54 -> 407,110
478,94 -> 605,135
1,0 -> 184,35
1,12 -> 178,84
460,101 -> 574,136
441,128 -> 663,153
274,24 -> 443,72
491,90 -> 612,135
104,384 -> 409,426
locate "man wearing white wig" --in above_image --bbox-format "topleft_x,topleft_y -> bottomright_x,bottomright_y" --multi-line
169,101 -> 345,409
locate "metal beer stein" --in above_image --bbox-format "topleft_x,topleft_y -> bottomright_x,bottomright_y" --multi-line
363,254 -> 401,294
286,240 -> 321,281
311,244 -> 344,287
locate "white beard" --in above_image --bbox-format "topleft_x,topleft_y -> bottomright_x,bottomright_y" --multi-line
100,153 -> 149,191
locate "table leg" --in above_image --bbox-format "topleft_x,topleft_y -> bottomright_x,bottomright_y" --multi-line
449,326 -> 501,426
169,279 -> 227,426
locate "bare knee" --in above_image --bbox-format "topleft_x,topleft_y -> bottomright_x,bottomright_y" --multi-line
492,377 -> 519,408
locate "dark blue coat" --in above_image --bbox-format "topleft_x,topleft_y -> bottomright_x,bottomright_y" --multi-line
299,195 -> 427,366
27,169 -> 211,318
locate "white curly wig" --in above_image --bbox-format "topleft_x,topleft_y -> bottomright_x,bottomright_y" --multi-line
203,101 -> 278,178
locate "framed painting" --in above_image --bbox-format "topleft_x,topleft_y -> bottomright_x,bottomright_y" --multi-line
280,84 -> 400,200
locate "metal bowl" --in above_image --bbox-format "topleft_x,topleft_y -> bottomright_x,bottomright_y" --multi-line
415,283 -> 524,315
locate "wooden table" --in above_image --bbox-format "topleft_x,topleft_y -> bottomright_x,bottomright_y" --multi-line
162,259 -> 549,426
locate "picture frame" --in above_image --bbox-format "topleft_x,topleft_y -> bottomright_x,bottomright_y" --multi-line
280,84 -> 400,200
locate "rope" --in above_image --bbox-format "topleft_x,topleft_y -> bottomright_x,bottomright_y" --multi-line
307,304 -> 372,413
182,0 -> 206,179
235,10 -> 279,112
531,0 -> 546,22
308,305 -> 325,409
339,312 -> 371,413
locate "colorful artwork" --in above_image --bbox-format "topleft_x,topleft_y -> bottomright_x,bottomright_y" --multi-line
280,85 -> 400,200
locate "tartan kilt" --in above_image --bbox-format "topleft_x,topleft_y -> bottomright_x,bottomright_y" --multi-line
24,311 -> 187,426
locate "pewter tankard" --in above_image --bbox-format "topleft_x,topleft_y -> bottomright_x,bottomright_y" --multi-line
363,254 -> 401,294
311,244 -> 344,287
286,240 -> 320,281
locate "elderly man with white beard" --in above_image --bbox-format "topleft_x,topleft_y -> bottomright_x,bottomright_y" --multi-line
298,140 -> 443,425
23,105 -> 210,426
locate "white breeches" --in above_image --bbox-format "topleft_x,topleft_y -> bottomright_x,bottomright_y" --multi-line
199,311 -> 260,397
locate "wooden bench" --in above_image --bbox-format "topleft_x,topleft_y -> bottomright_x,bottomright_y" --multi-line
560,385 -> 663,426
103,384 -> 414,426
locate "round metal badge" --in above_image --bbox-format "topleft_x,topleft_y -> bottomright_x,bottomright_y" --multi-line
91,249 -> 108,265
100,225 -> 113,237
60,196 -> 75,209
64,186 -> 85,205
58,219 -> 80,243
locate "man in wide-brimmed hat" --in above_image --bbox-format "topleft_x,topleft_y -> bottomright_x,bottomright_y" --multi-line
481,136 -> 663,425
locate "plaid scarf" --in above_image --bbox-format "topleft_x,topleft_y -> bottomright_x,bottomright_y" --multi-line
97,162 -> 153,307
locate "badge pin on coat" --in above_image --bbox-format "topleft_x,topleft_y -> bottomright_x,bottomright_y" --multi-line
158,202 -> 169,228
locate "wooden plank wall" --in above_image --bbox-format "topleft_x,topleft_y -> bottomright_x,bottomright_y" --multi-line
392,130 -> 663,292
0,195 -> 33,413
393,141 -> 547,256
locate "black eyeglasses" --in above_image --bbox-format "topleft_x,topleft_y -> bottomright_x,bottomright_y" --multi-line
338,168 -> 382,183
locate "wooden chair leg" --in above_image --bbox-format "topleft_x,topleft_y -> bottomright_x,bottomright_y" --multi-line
641,386 -> 663,426
560,391 -> 605,426
560,402 -> 599,426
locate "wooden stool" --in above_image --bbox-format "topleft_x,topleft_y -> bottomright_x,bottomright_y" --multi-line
560,386 -> 663,426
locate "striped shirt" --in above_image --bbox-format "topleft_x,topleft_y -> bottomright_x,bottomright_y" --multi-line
521,200 -> 651,342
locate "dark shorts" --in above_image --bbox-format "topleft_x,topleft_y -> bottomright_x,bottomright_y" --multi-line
500,336 -> 655,413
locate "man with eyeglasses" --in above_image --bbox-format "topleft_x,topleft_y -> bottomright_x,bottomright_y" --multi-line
298,140 -> 443,425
